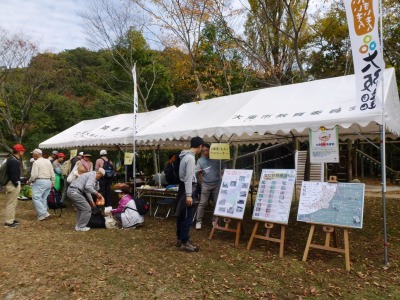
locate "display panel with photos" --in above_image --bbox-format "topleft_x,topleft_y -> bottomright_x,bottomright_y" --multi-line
252,169 -> 296,224
214,169 -> 253,219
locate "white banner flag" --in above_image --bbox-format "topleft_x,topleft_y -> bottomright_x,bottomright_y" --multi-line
132,64 -> 139,134
344,0 -> 384,111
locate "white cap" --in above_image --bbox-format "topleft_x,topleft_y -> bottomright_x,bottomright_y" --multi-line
32,148 -> 42,154
97,168 -> 105,176
114,189 -> 122,193
52,150 -> 58,155
78,152 -> 84,156
100,150 -> 107,155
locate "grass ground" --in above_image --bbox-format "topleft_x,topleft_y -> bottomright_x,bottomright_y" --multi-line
0,186 -> 399,300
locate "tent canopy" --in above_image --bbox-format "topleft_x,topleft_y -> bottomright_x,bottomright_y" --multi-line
39,106 -> 176,149
136,68 -> 399,147
40,68 -> 400,149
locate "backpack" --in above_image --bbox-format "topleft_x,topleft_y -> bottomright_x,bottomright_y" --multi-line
0,161 -> 8,186
129,197 -> 150,216
164,154 -> 180,184
102,158 -> 114,178
47,187 -> 65,215
61,159 -> 72,176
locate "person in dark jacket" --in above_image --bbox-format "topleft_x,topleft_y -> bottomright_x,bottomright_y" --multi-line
175,136 -> 204,252
4,144 -> 26,228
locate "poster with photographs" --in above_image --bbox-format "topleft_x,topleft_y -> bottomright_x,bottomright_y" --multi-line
252,169 -> 296,224
214,169 -> 253,220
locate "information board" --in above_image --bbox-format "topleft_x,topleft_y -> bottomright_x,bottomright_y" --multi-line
297,181 -> 365,229
124,152 -> 134,165
252,169 -> 296,224
214,169 -> 253,219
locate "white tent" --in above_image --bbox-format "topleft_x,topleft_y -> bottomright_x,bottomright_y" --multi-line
40,68 -> 399,149
39,106 -> 176,149
136,68 -> 399,146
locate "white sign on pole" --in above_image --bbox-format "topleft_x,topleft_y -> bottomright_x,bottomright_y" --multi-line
214,169 -> 253,220
309,126 -> 339,164
252,169 -> 296,224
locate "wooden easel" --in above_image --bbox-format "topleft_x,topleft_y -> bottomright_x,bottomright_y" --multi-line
209,217 -> 242,247
246,221 -> 286,257
302,224 -> 350,271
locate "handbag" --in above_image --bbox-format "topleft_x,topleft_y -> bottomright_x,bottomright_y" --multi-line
105,215 -> 118,229
87,207 -> 106,228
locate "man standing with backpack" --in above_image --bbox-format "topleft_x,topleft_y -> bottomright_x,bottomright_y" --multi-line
4,144 -> 26,228
175,136 -> 204,252
95,150 -> 114,207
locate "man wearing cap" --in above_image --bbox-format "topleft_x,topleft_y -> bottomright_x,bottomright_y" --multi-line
48,151 -> 58,164
95,150 -> 114,207
4,144 -> 26,228
70,152 -> 83,171
29,149 -> 55,221
67,168 -> 105,231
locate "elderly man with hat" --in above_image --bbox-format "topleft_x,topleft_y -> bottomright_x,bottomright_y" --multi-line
29,148 -> 55,221
67,168 -> 105,231
4,144 -> 26,228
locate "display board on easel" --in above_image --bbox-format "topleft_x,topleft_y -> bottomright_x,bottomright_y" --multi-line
214,169 -> 253,219
247,169 -> 296,257
298,181 -> 365,271
252,169 -> 296,224
210,169 -> 253,246
297,182 -> 365,228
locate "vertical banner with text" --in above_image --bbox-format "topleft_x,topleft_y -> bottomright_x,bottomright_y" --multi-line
344,0 -> 383,111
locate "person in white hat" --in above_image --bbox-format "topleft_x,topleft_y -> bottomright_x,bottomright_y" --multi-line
67,168 -> 105,231
29,148 -> 55,221
95,150 -> 114,207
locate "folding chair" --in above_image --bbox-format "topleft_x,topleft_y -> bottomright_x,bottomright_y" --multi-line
154,198 -> 175,219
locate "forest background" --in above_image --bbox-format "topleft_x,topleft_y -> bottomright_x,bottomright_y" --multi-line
0,0 -> 399,163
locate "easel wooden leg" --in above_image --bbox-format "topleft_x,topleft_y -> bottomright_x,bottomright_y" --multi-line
279,225 -> 286,258
344,229 -> 350,271
246,221 -> 259,250
235,221 -> 242,247
302,224 -> 315,262
209,217 -> 218,240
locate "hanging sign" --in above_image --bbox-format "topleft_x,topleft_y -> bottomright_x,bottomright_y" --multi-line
70,149 -> 77,158
209,143 -> 230,160
124,152 -> 134,165
309,126 -> 339,163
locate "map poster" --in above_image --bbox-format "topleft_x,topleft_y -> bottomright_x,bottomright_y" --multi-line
252,169 -> 296,224
297,181 -> 365,229
309,126 -> 339,163
214,169 -> 253,220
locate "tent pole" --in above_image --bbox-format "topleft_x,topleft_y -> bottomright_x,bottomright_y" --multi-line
124,145 -> 128,183
379,0 -> 388,266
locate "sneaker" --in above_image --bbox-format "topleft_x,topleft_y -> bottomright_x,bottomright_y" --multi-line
12,220 -> 20,224
4,222 -> 19,228
75,226 -> 90,232
45,212 -> 50,218
180,241 -> 199,252
38,215 -> 46,221
195,222 -> 202,230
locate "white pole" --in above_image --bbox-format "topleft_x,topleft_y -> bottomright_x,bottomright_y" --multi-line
379,0 -> 388,265
132,64 -> 138,194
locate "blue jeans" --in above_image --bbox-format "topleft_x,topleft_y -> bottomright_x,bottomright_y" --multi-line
176,205 -> 194,243
32,179 -> 52,218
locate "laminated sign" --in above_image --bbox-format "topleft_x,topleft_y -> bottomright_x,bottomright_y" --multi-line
309,126 -> 339,163
124,152 -> 134,165
209,143 -> 230,160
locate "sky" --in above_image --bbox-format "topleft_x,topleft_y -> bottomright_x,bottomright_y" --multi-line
0,0 -> 88,53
